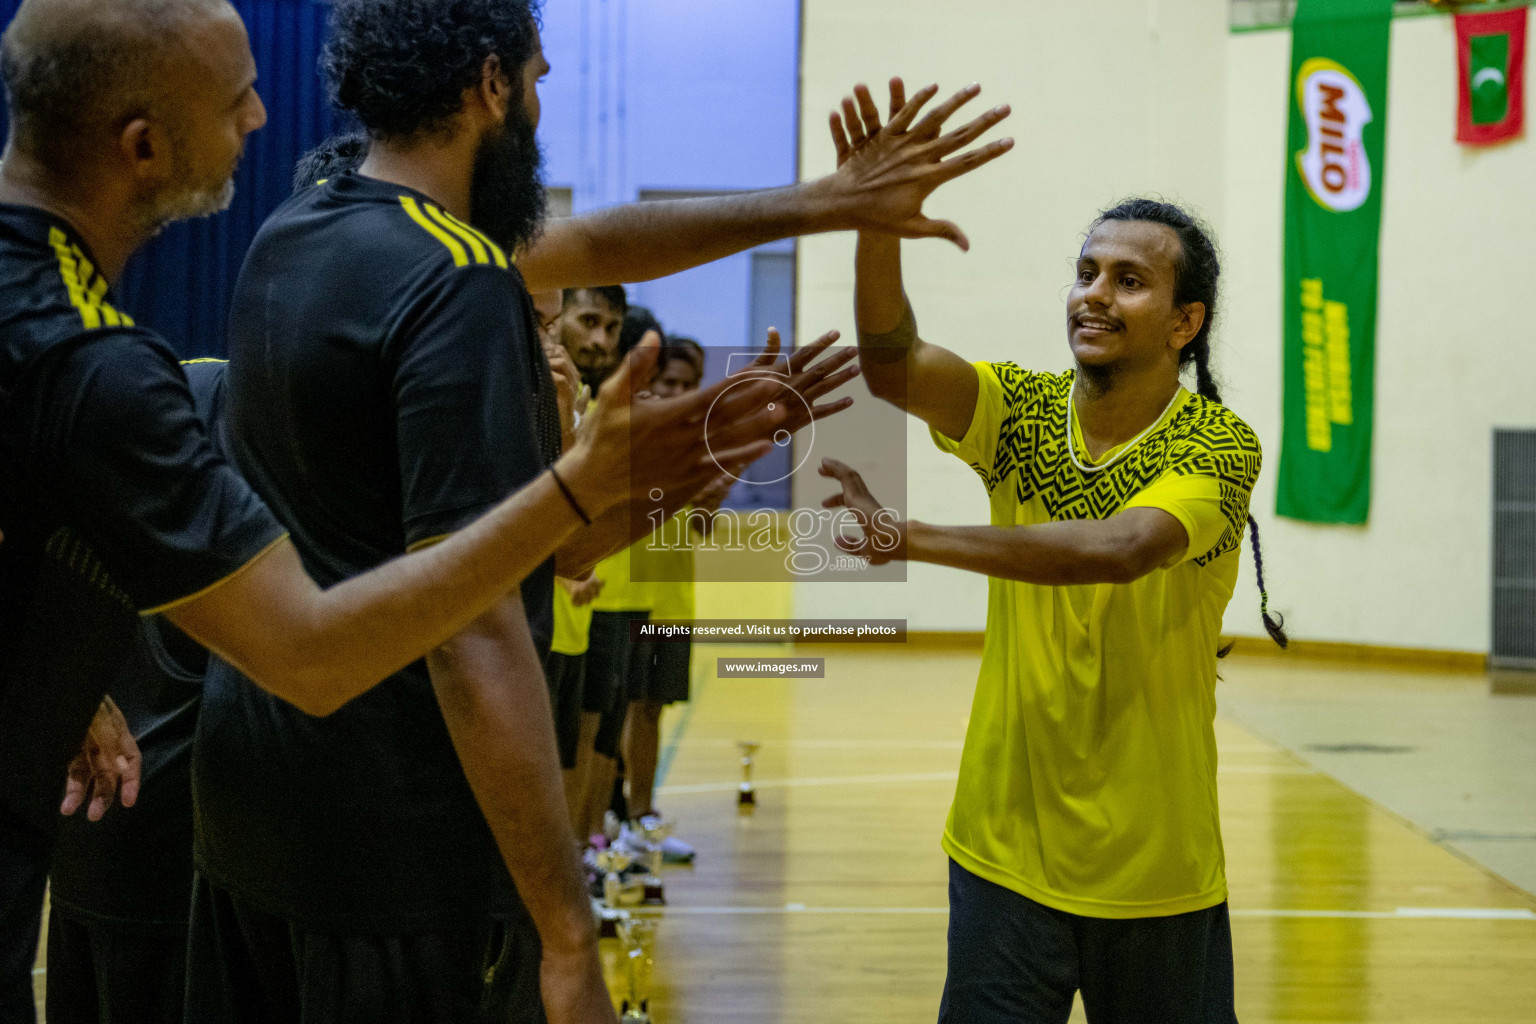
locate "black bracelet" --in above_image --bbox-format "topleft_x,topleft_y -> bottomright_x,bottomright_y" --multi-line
549,466 -> 593,525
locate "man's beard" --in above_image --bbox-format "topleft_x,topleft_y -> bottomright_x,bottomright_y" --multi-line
133,143 -> 239,238
471,107 -> 547,253
1075,360 -> 1120,398
576,361 -> 612,393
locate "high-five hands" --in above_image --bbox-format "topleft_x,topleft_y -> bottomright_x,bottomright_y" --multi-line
564,331 -> 861,516
819,458 -> 907,565
823,77 -> 1013,251
729,327 -> 861,436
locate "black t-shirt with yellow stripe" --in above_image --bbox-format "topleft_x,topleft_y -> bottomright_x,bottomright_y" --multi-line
197,173 -> 559,932
0,205 -> 284,836
48,360 -> 227,930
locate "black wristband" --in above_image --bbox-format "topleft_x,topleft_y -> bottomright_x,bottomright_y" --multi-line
549,466 -> 593,525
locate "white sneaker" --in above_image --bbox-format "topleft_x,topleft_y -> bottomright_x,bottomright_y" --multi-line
614,822 -> 650,858
632,812 -> 696,863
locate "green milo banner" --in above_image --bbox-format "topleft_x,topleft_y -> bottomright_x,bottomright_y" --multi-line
1277,0 -> 1394,525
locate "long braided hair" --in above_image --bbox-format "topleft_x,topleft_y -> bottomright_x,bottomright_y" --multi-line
1093,198 -> 1288,650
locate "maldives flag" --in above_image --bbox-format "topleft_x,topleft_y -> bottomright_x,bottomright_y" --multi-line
1456,6 -> 1527,145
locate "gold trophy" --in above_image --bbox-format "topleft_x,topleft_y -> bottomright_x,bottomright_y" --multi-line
617,916 -> 658,1024
737,740 -> 760,808
636,819 -> 672,905
594,848 -> 641,938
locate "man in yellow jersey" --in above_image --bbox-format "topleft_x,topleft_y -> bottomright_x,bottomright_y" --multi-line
820,74 -> 1287,1024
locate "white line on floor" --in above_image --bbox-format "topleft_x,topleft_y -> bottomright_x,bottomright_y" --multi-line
678,738 -> 967,750
1391,907 -> 1536,919
657,771 -> 959,795
657,764 -> 1311,796
648,905 -> 1536,921
673,738 -> 1282,755
1215,764 -> 1314,774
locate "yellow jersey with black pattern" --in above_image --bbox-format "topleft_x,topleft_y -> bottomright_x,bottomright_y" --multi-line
931,361 -> 1262,919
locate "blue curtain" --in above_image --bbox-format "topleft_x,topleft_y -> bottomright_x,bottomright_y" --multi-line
0,0 -> 338,358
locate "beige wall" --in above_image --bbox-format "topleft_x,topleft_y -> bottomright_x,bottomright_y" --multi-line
796,4 -> 1536,653
1221,13 -> 1536,652
794,0 -> 1231,629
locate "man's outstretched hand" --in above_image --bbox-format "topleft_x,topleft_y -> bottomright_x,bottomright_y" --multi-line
820,77 -> 1013,251
819,458 -> 907,565
61,696 -> 141,821
730,327 -> 861,436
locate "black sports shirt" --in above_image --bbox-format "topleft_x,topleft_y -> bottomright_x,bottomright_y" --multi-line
196,173 -> 559,932
0,206 -> 284,838
47,360 -> 228,929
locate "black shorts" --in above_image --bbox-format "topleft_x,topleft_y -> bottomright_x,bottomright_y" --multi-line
629,640 -> 690,705
0,813 -> 49,1024
44,910 -> 185,1024
542,651 -> 585,770
182,873 -> 545,1024
938,860 -> 1237,1024
585,612 -> 650,758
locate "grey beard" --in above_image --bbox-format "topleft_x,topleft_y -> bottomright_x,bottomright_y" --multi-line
136,177 -> 236,238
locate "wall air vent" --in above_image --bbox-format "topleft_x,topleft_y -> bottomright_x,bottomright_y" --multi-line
1492,429 -> 1536,669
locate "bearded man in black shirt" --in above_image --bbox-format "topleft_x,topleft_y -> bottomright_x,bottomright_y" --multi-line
0,0 -> 854,1019
0,0 -> 1012,1019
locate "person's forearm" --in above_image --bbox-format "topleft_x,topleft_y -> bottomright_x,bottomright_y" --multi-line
554,501 -> 633,579
171,468 -> 590,717
556,476 -> 716,579
428,601 -> 599,961
905,518 -> 1160,585
303,472 -> 592,707
855,233 -> 916,400
519,180 -> 847,292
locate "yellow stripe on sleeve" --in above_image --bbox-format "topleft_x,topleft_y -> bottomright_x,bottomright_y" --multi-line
441,210 -> 508,270
424,204 -> 490,265
73,248 -> 97,288
399,196 -> 469,267
80,259 -> 132,328
49,228 -> 100,330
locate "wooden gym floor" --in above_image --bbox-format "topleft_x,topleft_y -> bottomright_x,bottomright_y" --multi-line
600,646 -> 1536,1024
33,647 -> 1536,1021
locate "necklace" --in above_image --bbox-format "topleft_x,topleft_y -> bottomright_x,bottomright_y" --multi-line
1066,385 -> 1183,476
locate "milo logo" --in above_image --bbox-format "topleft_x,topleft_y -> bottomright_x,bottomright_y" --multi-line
1295,58 -> 1374,213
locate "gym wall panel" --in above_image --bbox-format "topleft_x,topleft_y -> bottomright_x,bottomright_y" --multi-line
1221,12 -> 1536,652
538,0 -> 800,355
793,0 -> 1230,631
